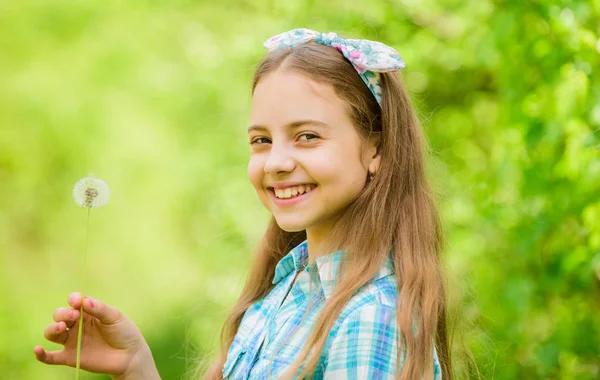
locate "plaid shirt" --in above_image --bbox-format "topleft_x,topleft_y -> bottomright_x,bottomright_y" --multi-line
223,240 -> 442,379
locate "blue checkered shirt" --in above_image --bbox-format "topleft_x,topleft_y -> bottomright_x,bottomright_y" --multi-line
223,240 -> 442,379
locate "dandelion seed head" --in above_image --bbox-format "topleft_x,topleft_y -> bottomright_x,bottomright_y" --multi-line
73,175 -> 109,208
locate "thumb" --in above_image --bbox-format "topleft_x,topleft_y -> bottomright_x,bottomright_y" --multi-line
68,293 -> 122,325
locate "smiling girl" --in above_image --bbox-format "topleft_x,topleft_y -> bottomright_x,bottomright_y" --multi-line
35,28 -> 451,379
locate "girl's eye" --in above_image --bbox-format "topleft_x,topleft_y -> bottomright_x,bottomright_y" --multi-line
298,133 -> 319,142
250,137 -> 271,145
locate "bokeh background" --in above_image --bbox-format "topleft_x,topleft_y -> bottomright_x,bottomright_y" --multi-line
1,0 -> 599,378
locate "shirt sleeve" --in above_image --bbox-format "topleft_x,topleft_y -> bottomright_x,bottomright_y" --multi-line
323,303 -> 400,380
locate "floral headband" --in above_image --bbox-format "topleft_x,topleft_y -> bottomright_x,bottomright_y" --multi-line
263,28 -> 406,106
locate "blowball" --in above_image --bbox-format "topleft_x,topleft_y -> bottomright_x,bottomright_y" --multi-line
73,176 -> 109,208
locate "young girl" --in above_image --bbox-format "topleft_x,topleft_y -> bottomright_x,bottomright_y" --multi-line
34,28 -> 451,379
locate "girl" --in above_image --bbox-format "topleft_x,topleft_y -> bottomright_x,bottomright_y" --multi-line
34,28 -> 451,379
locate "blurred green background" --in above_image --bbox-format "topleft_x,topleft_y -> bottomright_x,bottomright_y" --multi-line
1,0 -> 598,379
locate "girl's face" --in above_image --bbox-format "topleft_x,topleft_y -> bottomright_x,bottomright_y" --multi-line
247,70 -> 380,236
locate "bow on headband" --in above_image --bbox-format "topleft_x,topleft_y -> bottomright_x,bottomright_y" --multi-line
263,28 -> 406,106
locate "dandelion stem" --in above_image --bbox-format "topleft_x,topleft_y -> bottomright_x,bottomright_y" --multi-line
76,207 -> 91,380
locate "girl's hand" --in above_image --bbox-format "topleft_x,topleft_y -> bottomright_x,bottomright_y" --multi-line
34,292 -> 159,378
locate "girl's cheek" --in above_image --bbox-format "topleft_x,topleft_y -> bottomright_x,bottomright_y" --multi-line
247,157 -> 265,188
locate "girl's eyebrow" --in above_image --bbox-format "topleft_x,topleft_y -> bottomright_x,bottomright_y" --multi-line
247,119 -> 331,133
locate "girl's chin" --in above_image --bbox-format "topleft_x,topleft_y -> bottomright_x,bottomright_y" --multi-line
273,217 -> 309,232
276,224 -> 307,233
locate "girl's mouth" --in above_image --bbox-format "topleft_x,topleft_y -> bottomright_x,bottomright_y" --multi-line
267,184 -> 317,205
270,184 -> 315,199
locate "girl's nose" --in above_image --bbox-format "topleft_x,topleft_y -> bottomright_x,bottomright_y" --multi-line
264,144 -> 296,175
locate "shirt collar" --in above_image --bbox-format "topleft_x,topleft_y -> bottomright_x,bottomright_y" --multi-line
272,240 -> 395,299
272,240 -> 309,284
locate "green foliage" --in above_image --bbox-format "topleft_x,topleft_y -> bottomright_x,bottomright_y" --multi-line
0,0 -> 598,378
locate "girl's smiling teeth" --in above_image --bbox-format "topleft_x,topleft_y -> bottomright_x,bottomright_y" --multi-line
271,184 -> 315,199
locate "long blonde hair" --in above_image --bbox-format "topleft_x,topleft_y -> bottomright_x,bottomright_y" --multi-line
203,40 -> 451,379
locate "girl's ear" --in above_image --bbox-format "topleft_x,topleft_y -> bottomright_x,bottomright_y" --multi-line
366,133 -> 382,174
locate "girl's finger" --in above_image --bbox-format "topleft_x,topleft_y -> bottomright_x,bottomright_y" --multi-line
33,345 -> 67,365
52,307 -> 80,328
43,321 -> 70,344
67,292 -> 122,325
66,292 -> 85,308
